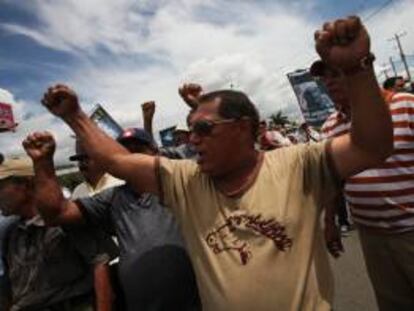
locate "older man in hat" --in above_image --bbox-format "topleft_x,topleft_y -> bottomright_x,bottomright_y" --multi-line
0,157 -> 115,311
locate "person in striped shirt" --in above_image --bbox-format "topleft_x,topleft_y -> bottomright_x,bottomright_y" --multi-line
314,63 -> 414,310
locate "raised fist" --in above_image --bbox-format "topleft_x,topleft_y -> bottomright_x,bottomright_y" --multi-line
314,16 -> 371,74
141,101 -> 156,121
41,84 -> 81,120
178,83 -> 203,110
23,131 -> 56,161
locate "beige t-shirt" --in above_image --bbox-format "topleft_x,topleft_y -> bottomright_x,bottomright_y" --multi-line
158,142 -> 338,311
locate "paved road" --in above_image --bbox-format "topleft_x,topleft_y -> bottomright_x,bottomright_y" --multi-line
332,230 -> 378,311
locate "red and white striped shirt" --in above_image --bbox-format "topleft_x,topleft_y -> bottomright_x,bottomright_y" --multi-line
321,93 -> 414,233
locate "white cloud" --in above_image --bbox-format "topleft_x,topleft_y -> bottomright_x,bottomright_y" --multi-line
0,87 -> 75,165
1,0 -> 414,162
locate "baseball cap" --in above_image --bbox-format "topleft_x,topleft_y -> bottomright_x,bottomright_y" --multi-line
117,128 -> 154,146
69,153 -> 88,162
0,157 -> 34,180
69,140 -> 88,162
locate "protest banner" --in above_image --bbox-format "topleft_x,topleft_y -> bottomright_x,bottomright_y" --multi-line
287,69 -> 335,127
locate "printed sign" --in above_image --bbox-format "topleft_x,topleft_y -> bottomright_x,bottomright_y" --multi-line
287,69 -> 335,127
159,126 -> 176,147
89,104 -> 123,139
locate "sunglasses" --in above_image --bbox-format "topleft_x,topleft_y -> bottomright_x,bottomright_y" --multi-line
189,118 -> 242,136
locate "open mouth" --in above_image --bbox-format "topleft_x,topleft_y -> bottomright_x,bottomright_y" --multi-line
196,151 -> 206,164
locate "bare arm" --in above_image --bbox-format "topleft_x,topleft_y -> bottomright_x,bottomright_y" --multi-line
315,17 -> 393,179
41,86 -> 159,196
94,263 -> 115,311
23,132 -> 84,225
330,70 -> 392,178
141,101 -> 155,139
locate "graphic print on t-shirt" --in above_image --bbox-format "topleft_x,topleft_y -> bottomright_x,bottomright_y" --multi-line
205,213 -> 293,265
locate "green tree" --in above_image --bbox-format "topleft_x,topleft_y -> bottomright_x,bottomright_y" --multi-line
269,110 -> 290,127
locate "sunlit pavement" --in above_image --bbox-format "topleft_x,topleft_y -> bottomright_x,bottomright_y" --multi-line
331,230 -> 378,311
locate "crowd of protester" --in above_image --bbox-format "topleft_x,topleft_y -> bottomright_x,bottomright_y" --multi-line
0,15 -> 413,311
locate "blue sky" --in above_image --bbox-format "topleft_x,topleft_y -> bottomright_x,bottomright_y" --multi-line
0,0 -> 413,163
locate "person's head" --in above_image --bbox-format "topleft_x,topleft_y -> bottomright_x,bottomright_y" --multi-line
310,60 -> 350,115
189,90 -> 260,176
383,76 -> 405,93
0,157 -> 35,217
117,128 -> 157,156
69,140 -> 105,183
173,125 -> 190,147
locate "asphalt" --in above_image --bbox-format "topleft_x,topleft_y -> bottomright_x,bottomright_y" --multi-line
332,230 -> 378,311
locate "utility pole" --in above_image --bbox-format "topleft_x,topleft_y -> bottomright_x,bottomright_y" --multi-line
389,56 -> 398,76
381,63 -> 389,79
389,32 -> 412,82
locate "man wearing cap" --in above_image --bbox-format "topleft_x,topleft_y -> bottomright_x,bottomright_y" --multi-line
36,16 -> 393,310
141,99 -> 197,160
0,157 -> 110,311
314,59 -> 414,309
23,129 -> 200,311
70,140 -> 124,198
69,140 -> 123,311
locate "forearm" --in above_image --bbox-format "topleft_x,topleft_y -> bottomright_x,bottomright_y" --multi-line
64,112 -> 159,194
33,158 -> 68,224
94,263 -> 114,311
143,116 -> 154,139
347,69 -> 393,159
65,112 -> 131,176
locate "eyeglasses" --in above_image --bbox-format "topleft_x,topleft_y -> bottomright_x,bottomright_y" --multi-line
189,118 -> 240,136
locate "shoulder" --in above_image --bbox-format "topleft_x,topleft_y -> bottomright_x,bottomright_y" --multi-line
158,156 -> 200,177
389,92 -> 414,103
321,112 -> 350,138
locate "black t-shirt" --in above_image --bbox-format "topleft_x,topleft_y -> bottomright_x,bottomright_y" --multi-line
77,185 -> 200,311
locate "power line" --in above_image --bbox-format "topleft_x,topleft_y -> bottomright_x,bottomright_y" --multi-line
363,0 -> 396,23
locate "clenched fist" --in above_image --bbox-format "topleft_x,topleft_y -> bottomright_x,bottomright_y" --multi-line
314,16 -> 371,74
141,101 -> 156,121
23,131 -> 56,161
41,84 -> 81,120
178,83 -> 203,110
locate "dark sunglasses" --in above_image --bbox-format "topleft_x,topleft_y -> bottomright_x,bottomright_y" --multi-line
189,118 -> 242,136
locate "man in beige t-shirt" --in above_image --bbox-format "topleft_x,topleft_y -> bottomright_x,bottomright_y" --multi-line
34,16 -> 393,310
158,142 -> 336,310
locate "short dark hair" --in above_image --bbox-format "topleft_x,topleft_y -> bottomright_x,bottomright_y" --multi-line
198,90 -> 260,139
383,76 -> 404,90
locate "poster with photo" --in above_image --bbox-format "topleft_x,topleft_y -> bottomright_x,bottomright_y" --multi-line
0,102 -> 16,132
159,126 -> 176,147
287,69 -> 335,127
89,104 -> 123,139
